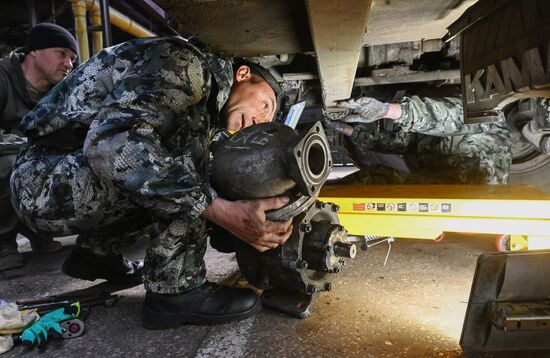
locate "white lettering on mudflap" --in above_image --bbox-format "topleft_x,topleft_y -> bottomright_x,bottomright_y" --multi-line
464,42 -> 550,104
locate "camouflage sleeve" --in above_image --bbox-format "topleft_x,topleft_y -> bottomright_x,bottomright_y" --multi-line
349,124 -> 413,153
396,95 -> 468,136
84,42 -> 217,220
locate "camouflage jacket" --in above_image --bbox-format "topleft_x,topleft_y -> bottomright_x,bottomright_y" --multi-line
0,50 -> 42,154
20,37 -> 234,220
0,50 -> 45,134
349,95 -> 512,184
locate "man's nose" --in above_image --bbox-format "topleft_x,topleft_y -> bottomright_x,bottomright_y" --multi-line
64,59 -> 73,70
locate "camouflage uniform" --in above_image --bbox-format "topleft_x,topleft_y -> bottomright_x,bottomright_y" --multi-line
343,95 -> 512,185
10,37 -> 233,294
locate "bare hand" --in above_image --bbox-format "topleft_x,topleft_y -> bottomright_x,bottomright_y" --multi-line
203,197 -> 293,252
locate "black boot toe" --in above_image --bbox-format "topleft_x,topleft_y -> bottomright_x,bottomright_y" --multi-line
142,282 -> 261,329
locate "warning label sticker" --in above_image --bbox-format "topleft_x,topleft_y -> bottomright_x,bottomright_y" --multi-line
351,201 -> 452,214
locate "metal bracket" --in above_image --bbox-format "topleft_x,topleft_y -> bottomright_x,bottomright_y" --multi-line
487,301 -> 550,331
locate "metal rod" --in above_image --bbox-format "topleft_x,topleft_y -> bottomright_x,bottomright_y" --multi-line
99,0 -> 112,47
27,0 -> 37,27
70,0 -> 90,61
47,2 -> 71,23
51,0 -> 56,23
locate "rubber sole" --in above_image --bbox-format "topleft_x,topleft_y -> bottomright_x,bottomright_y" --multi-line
141,298 -> 262,330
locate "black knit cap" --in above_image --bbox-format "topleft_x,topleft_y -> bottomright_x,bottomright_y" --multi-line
25,23 -> 79,57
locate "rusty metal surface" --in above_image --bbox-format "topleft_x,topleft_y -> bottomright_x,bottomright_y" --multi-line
156,0 -> 313,57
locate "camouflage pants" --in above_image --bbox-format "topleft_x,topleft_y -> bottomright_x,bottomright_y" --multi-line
0,150 -> 20,247
10,144 -> 207,294
343,120 -> 512,185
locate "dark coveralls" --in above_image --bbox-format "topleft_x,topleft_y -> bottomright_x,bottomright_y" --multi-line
10,38 -> 233,294
0,50 -> 51,253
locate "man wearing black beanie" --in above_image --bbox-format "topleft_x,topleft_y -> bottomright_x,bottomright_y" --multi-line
0,23 -> 78,271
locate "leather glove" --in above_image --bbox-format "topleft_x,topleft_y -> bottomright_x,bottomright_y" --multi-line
336,97 -> 389,123
21,303 -> 79,348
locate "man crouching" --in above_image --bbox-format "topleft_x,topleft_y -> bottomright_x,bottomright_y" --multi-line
10,37 -> 292,329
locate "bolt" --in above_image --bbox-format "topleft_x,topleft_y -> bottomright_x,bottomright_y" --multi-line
307,285 -> 319,294
301,223 -> 312,233
334,241 -> 356,259
291,259 -> 308,270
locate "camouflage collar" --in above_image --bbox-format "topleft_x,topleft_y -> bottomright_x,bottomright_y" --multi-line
164,36 -> 233,116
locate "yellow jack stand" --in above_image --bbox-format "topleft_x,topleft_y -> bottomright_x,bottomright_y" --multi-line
319,184 -> 550,251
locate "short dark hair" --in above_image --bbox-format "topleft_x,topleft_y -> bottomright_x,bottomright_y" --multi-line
233,60 -> 285,119
233,60 -> 282,96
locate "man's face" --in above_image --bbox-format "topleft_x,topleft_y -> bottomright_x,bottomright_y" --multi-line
31,47 -> 77,85
224,65 -> 277,131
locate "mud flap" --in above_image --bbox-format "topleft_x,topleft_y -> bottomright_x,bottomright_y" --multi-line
448,0 -> 550,124
460,250 -> 550,352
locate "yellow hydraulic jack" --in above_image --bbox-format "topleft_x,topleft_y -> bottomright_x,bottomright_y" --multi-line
319,184 -> 550,251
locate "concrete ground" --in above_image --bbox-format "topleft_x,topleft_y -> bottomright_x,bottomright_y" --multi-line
2,233 -> 550,358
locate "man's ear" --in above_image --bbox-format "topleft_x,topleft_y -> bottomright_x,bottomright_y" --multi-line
234,65 -> 252,82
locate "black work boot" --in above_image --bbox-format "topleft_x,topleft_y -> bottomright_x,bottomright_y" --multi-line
142,282 -> 261,329
30,237 -> 63,253
18,224 -> 63,253
62,248 -> 143,285
0,246 -> 24,272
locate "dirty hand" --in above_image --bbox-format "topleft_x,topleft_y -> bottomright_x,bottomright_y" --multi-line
336,97 -> 389,123
203,197 -> 293,252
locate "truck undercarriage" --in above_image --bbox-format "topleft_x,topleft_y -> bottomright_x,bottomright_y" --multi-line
1,0 -> 549,354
